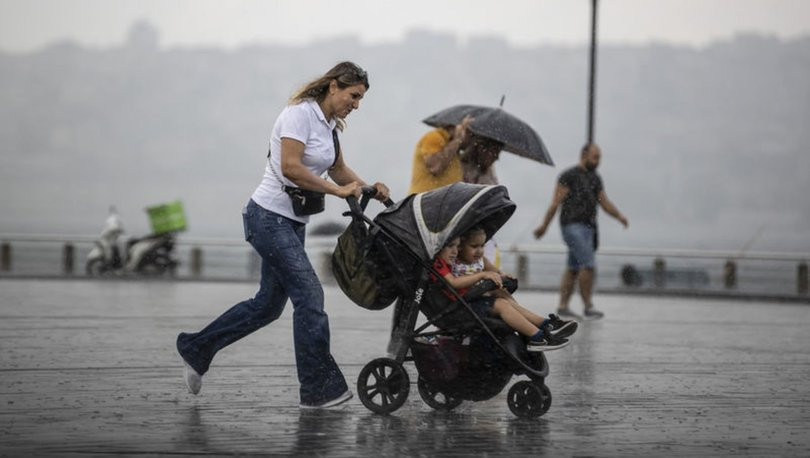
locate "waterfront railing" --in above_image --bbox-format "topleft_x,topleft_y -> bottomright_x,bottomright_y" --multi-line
1,234 -> 807,301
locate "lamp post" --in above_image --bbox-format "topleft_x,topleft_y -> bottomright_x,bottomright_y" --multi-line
587,0 -> 599,144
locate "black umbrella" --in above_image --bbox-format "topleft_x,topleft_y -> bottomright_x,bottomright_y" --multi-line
422,104 -> 554,166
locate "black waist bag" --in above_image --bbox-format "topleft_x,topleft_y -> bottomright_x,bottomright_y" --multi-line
284,186 -> 325,216
332,219 -> 399,310
270,129 -> 340,217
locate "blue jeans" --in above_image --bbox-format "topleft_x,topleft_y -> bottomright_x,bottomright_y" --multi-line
177,199 -> 348,405
561,223 -> 596,271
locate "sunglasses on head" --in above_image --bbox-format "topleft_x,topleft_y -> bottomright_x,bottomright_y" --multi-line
341,64 -> 367,82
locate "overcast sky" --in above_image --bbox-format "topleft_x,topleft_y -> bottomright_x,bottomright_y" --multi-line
1,0 -> 809,52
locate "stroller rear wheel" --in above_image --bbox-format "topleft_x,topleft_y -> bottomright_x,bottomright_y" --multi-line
357,358 -> 410,414
507,380 -> 549,418
417,376 -> 463,411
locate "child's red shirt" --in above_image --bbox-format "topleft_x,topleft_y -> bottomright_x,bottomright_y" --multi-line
432,257 -> 467,298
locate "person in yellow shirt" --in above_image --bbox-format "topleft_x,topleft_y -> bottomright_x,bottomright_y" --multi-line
408,116 -> 469,194
409,114 -> 505,194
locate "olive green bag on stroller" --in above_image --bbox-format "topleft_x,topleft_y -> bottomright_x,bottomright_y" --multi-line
331,219 -> 399,311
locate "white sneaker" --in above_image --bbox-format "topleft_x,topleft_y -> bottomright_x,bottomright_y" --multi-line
299,390 -> 353,410
182,360 -> 202,395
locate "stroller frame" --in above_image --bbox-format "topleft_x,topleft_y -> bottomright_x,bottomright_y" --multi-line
344,188 -> 553,418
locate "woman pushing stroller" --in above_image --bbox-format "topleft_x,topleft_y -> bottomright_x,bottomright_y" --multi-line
433,227 -> 578,351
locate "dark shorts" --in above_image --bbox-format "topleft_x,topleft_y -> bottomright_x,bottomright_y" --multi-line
466,295 -> 496,318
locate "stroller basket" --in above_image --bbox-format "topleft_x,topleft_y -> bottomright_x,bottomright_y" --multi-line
411,336 -> 469,383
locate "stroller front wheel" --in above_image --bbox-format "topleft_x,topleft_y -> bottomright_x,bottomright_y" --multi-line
357,358 -> 410,414
538,383 -> 552,413
417,376 -> 463,411
507,380 -> 549,418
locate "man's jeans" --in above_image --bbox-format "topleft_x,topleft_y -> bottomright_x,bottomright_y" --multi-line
177,199 -> 348,405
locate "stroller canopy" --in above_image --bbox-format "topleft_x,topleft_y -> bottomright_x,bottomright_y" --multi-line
374,183 -> 516,262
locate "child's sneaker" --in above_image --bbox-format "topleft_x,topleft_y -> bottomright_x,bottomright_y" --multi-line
547,314 -> 578,339
527,334 -> 569,352
583,307 -> 605,321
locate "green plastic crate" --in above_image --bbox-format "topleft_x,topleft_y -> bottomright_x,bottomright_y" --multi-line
146,200 -> 187,235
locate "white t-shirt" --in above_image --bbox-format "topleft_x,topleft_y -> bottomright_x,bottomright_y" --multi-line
251,100 -> 338,223
452,258 -> 485,277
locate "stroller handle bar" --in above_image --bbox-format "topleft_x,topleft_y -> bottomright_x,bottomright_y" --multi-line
346,185 -> 394,215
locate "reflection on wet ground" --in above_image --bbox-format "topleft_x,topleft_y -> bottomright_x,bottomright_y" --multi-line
296,410 -> 552,456
1,279 -> 809,456
175,405 -> 553,456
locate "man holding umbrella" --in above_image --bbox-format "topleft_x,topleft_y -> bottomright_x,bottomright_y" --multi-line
408,115 -> 503,194
409,104 -> 554,194
533,143 -> 628,320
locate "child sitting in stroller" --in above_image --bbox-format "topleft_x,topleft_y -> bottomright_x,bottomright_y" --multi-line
455,226 -> 578,336
433,232 -> 575,352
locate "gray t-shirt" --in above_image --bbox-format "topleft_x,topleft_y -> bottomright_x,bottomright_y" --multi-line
559,166 -> 603,227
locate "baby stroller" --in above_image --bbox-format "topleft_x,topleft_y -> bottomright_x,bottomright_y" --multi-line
332,182 -> 552,418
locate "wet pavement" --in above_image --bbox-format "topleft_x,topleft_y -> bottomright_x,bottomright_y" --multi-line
1,278 -> 809,456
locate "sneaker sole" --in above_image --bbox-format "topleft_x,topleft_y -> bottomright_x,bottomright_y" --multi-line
181,358 -> 202,395
300,391 -> 353,410
177,335 -> 199,395
527,339 -> 570,352
177,344 -> 202,395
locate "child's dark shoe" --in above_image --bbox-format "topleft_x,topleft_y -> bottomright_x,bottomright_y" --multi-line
547,313 -> 578,338
527,334 -> 569,352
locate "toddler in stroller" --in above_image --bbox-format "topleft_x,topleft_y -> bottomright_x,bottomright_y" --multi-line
434,234 -> 575,351
334,182 -> 570,418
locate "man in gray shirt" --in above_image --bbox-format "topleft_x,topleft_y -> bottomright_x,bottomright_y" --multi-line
533,143 -> 628,320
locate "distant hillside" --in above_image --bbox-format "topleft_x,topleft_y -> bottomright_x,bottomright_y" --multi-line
1,26 -> 808,252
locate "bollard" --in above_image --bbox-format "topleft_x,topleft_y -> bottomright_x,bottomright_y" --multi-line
62,243 -> 75,275
652,257 -> 666,288
516,254 -> 528,286
723,260 -> 737,289
798,262 -> 808,295
190,247 -> 203,277
1,242 -> 10,272
621,264 -> 642,287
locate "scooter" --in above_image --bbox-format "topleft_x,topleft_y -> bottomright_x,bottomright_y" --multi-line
86,208 -> 179,276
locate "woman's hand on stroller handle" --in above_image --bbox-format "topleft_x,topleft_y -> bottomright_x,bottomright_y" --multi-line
346,184 -> 394,215
335,182 -> 362,199
370,182 -> 391,203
